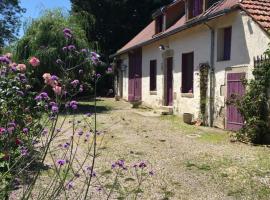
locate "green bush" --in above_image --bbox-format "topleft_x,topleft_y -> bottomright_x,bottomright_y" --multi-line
236,48 -> 270,143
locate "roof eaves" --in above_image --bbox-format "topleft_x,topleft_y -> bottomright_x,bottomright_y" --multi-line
112,6 -> 239,58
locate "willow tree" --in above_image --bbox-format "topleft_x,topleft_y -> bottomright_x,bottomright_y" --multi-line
15,9 -> 92,91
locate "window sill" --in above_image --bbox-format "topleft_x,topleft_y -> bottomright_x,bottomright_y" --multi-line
150,91 -> 157,95
181,93 -> 194,98
217,59 -> 230,62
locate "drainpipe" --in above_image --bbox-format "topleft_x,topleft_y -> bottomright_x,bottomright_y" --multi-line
204,22 -> 215,127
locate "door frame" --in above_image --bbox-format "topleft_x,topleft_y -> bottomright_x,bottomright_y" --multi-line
128,48 -> 142,102
163,57 -> 174,106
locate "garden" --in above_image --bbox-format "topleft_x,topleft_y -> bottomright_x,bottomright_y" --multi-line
1,0 -> 270,199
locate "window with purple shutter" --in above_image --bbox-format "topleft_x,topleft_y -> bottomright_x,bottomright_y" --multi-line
155,15 -> 163,34
182,52 -> 194,93
188,0 -> 203,19
150,60 -> 157,91
217,26 -> 232,61
223,27 -> 232,60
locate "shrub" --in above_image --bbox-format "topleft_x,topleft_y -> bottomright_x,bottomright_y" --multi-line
236,49 -> 270,143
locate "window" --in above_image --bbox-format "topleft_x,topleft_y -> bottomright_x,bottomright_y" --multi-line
182,52 -> 194,93
155,15 -> 163,34
188,0 -> 203,19
150,60 -> 157,91
217,26 -> 232,61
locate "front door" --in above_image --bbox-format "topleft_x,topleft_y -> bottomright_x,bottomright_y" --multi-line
165,57 -> 173,106
226,73 -> 246,131
128,49 -> 142,101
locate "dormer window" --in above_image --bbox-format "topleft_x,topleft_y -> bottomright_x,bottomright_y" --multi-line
155,15 -> 164,34
187,0 -> 204,19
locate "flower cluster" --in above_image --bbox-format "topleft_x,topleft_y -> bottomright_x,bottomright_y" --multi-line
42,73 -> 62,96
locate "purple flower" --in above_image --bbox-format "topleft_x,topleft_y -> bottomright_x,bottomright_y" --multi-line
96,73 -> 101,79
51,75 -> 58,81
70,80 -> 79,87
78,130 -> 84,136
51,105 -> 59,113
20,147 -> 29,156
49,101 -> 57,107
107,67 -> 113,74
0,56 -> 11,64
66,181 -> 74,190
35,95 -> 42,101
86,113 -> 92,117
8,122 -> 16,127
69,101 -> 78,110
7,127 -> 15,134
42,129 -> 48,135
90,52 -> 101,65
63,28 -> 72,38
68,45 -> 76,51
79,85 -> 83,92
139,161 -> 147,169
63,142 -> 70,148
57,159 -> 66,166
23,128 -> 29,134
81,49 -> 87,53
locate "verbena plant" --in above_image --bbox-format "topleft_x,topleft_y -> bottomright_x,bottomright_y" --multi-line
0,28 -> 153,199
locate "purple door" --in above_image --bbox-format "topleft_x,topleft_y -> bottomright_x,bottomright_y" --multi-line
226,73 -> 246,131
166,57 -> 173,106
128,49 -> 142,101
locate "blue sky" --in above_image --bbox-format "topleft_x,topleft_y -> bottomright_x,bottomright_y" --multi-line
19,0 -> 71,37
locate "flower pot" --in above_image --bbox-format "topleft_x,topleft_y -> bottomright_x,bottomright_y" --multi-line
183,113 -> 193,124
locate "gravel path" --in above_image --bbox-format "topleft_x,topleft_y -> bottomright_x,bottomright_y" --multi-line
94,98 -> 270,200
11,98 -> 270,200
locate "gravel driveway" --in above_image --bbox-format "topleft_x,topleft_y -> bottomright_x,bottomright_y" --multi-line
93,98 -> 270,200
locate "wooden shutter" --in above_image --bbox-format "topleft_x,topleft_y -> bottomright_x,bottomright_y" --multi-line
182,52 -> 194,93
150,60 -> 157,91
223,27 -> 232,60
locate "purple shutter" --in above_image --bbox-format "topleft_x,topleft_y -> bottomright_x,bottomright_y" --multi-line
227,73 -> 246,131
150,60 -> 157,91
223,27 -> 232,60
182,52 -> 194,93
193,0 -> 203,16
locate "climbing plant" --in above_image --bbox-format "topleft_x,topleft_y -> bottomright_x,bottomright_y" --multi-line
199,64 -> 209,125
236,50 -> 270,144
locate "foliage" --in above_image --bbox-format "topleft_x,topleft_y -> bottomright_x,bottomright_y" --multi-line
199,64 -> 209,125
0,0 -> 25,47
71,0 -> 173,58
0,27 -> 153,199
15,9 -> 91,92
236,49 -> 270,143
0,54 -> 45,198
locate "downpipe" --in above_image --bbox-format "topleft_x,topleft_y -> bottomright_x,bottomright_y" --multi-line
204,22 -> 215,127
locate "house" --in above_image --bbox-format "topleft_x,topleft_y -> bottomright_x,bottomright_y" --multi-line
112,0 -> 270,131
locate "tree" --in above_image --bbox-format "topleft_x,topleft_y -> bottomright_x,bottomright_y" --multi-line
71,0 -> 172,58
0,0 -> 25,48
15,9 -> 91,91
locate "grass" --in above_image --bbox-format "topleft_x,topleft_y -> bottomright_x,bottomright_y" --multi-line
183,151 -> 270,199
160,115 -> 230,143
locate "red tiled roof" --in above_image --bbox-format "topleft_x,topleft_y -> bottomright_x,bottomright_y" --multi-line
116,0 -> 270,55
241,0 -> 270,30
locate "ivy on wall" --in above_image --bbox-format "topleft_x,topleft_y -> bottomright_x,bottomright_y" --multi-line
199,64 -> 209,125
